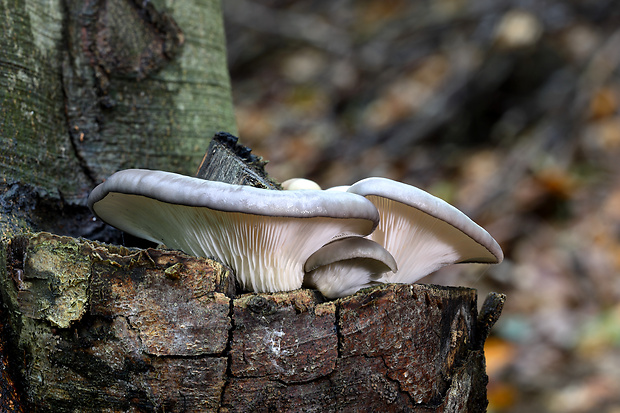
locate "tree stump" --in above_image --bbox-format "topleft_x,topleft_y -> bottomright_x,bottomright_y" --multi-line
0,232 -> 504,412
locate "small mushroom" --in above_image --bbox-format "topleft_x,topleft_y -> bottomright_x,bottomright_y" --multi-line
281,178 -> 322,190
347,177 -> 503,284
325,185 -> 350,192
88,169 -> 380,293
303,236 -> 398,298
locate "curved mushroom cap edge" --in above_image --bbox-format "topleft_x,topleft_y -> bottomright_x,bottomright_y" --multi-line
304,236 -> 397,273
89,169 -> 380,224
347,177 -> 504,264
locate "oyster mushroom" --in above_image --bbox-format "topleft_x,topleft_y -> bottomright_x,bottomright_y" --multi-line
88,169 -> 380,293
281,178 -> 322,190
303,236 -> 397,298
347,177 -> 503,284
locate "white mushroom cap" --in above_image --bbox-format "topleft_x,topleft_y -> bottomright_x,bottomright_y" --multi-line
303,237 -> 397,299
347,177 -> 503,284
88,169 -> 380,293
281,178 -> 322,190
325,185 -> 351,192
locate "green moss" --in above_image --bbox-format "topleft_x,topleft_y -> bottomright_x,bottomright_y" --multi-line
24,234 -> 91,328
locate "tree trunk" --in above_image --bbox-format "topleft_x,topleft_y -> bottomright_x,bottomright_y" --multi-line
0,0 -> 236,238
0,1 -> 504,411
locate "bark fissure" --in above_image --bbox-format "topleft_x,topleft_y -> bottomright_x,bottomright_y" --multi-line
335,299 -> 344,359
378,354 -> 416,406
219,292 -> 236,408
59,0 -> 99,187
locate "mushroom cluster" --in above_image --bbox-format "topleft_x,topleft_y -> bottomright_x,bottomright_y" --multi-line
88,170 -> 503,298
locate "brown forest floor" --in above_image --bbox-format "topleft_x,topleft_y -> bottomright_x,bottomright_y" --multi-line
223,1 -> 620,412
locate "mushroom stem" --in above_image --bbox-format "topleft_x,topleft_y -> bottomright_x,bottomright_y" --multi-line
303,237 -> 397,298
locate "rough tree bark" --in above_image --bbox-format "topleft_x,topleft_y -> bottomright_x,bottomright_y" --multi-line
0,0 -> 504,411
1,0 -> 236,238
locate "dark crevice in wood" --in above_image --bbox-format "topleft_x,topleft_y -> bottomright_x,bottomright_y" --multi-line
0,294 -> 27,413
335,299 -> 344,359
219,292 -> 236,409
0,182 -> 120,243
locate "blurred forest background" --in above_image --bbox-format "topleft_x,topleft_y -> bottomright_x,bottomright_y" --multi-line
222,0 -> 620,412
